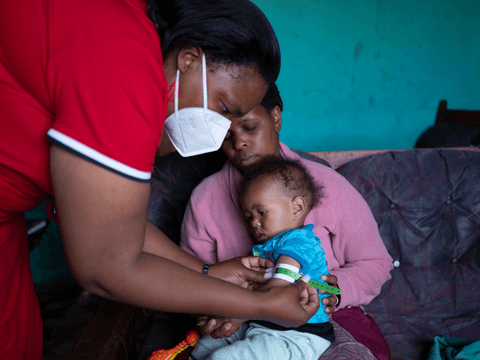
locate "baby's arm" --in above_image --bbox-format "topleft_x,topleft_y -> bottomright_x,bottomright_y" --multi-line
257,255 -> 301,291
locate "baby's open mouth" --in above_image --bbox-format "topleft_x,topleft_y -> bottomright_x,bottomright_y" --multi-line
256,233 -> 266,242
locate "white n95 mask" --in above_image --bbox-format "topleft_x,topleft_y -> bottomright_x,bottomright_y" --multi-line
164,53 -> 231,157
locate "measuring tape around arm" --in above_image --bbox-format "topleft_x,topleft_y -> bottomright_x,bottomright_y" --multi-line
275,267 -> 341,295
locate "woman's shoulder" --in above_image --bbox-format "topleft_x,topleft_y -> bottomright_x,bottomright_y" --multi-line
190,172 -> 221,199
282,143 -> 349,189
298,156 -> 353,193
189,161 -> 233,201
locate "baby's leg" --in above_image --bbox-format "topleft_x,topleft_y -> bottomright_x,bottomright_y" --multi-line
206,323 -> 331,360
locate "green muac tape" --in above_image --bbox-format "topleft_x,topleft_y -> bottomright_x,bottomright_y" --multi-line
276,267 -> 341,295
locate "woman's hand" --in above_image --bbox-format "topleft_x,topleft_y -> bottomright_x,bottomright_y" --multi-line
196,315 -> 243,338
319,274 -> 341,314
196,275 -> 319,337
208,256 -> 274,289
260,275 -> 320,327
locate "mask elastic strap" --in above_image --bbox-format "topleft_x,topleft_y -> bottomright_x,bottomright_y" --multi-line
174,53 -> 207,116
174,68 -> 180,116
202,53 -> 208,114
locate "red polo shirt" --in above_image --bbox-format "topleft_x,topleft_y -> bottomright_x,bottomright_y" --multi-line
0,0 -> 167,358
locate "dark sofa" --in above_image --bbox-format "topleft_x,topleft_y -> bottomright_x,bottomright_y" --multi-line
66,147 -> 480,360
332,148 -> 480,359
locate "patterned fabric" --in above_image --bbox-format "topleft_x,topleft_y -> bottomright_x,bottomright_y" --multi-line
332,306 -> 390,360
320,317 -> 376,360
191,318 -> 376,360
192,322 -> 331,360
336,149 -> 480,360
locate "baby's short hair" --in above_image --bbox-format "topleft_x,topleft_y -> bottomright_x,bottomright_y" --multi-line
241,157 -> 324,210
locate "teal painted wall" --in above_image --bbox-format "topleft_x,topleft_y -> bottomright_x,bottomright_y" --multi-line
253,0 -> 480,151
27,201 -> 74,284
29,1 -> 480,284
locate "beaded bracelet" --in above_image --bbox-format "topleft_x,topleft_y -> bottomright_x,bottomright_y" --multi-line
202,263 -> 210,275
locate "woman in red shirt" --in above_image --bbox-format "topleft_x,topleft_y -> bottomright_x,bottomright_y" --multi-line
0,1 -> 318,358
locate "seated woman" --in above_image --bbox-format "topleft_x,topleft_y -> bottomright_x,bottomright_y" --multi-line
179,84 -> 394,358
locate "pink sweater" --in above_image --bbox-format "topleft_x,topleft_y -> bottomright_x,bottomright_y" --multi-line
180,143 -> 393,307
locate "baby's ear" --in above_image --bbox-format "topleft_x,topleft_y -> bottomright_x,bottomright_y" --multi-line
292,196 -> 307,220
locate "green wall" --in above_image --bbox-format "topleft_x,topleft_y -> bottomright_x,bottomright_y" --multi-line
27,201 -> 74,284
253,0 -> 480,151
29,0 -> 480,284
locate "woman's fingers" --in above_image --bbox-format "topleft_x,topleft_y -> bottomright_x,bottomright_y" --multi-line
197,317 -> 217,336
198,316 -> 244,339
319,274 -> 338,289
241,256 -> 274,270
210,321 -> 242,339
209,257 -> 271,288
241,265 -> 271,285
208,258 -> 250,288
318,274 -> 340,313
294,275 -> 319,315
195,315 -> 209,327
318,274 -> 339,294
321,295 -> 339,314
259,276 -> 320,328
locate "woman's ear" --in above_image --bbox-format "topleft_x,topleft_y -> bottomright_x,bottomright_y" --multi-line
176,46 -> 203,74
272,105 -> 282,133
292,196 -> 307,221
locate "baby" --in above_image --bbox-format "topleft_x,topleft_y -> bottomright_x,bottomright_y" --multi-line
191,157 -> 336,360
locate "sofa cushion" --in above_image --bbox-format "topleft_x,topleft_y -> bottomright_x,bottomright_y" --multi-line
336,149 -> 480,360
292,149 -> 331,167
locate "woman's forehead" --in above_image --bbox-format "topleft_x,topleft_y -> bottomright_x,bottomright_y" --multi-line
232,105 -> 272,125
209,60 -> 259,76
209,66 -> 267,116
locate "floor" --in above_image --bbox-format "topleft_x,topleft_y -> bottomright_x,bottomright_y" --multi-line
26,210 -> 149,359
36,280 -> 154,359
28,208 -> 194,359
36,281 -> 100,359
36,279 -> 197,360
35,283 -> 104,360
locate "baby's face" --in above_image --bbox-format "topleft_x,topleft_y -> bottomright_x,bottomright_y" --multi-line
241,177 -> 295,243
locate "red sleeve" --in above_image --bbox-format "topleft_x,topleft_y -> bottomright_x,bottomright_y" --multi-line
46,1 -> 167,182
